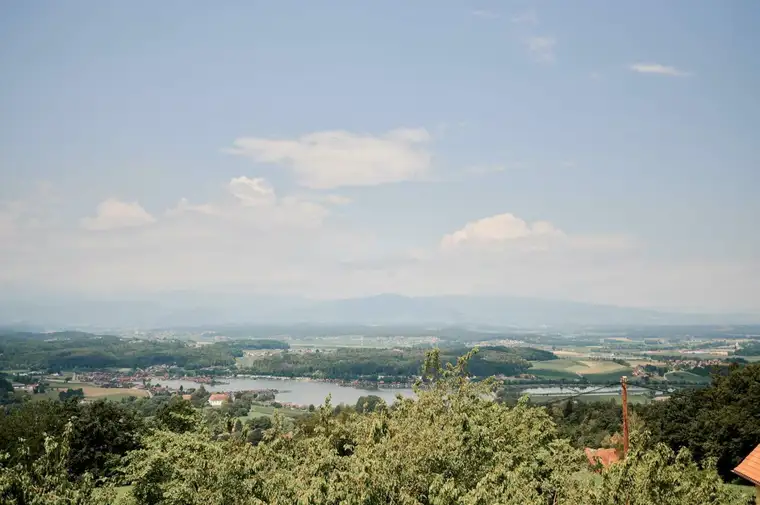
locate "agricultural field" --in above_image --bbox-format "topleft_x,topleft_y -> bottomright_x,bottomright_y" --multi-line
39,380 -> 150,401
529,359 -> 632,382
240,404 -> 308,422
663,371 -> 711,384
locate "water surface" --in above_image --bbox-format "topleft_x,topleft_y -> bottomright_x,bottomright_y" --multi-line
153,377 -> 415,406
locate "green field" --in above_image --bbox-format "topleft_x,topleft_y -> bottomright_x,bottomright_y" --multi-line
528,393 -> 651,405
243,404 -> 308,421
664,371 -> 711,384
529,359 -> 632,382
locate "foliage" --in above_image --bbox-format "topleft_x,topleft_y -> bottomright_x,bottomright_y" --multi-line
59,387 -> 85,401
0,331 -> 288,371
550,399 -> 623,449
0,423 -> 115,505
118,349 -> 747,505
0,400 -> 80,468
355,394 -> 385,413
591,433 -> 749,505
154,397 -> 199,434
639,362 -> 760,480
0,399 -> 144,480
239,345 -> 548,380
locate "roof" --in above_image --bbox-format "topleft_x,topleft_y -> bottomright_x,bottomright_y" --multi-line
208,393 -> 229,402
585,448 -> 620,469
733,444 -> 760,486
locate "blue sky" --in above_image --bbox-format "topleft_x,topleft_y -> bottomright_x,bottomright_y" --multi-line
1,1 -> 759,312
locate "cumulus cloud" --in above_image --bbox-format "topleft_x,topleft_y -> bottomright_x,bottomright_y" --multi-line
225,128 -> 432,189
166,176 -> 329,230
525,36 -> 556,63
442,213 -> 564,249
2,183 -> 759,312
629,63 -> 689,77
228,176 -> 276,207
80,199 -> 156,231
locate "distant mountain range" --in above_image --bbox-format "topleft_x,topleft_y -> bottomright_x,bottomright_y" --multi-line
1,292 -> 758,330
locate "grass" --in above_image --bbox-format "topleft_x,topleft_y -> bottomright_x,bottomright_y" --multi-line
38,382 -> 151,401
529,393 -> 651,405
243,404 -> 308,420
113,485 -> 135,504
529,359 -> 632,382
664,371 -> 711,384
726,483 -> 755,499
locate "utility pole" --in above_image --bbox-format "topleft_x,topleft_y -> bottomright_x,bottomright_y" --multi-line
621,375 -> 629,458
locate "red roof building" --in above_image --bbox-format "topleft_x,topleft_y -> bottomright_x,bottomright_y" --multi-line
733,444 -> 760,504
584,448 -> 620,470
208,393 -> 230,406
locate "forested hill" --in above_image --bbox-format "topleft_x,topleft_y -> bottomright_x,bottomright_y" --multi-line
0,332 -> 288,371
237,345 -> 555,379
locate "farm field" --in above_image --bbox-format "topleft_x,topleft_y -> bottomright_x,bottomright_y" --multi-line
243,403 -> 308,421
40,381 -> 150,401
663,371 -> 711,384
527,393 -> 651,405
529,359 -> 632,382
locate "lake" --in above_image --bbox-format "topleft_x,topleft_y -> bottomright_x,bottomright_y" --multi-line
152,377 -> 415,406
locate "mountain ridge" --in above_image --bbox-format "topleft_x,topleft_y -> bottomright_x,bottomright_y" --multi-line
1,292 -> 758,329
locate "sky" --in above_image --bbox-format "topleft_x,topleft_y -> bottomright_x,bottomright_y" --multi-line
1,1 -> 759,313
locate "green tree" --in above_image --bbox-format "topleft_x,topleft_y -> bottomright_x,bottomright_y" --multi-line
155,396 -> 199,434
640,362 -> 760,479
355,394 -> 384,413
68,400 -> 144,479
122,349 -> 749,505
0,423 -> 115,505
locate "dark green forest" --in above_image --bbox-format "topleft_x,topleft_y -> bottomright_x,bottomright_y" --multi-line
0,331 -> 288,371
237,345 -> 555,379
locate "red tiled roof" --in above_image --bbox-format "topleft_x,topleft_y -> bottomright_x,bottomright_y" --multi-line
733,444 -> 760,486
208,393 -> 229,402
585,448 -> 620,469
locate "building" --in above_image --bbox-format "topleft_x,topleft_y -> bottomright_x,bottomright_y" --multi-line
181,394 -> 192,401
208,393 -> 230,407
733,444 -> 760,505
584,448 -> 620,471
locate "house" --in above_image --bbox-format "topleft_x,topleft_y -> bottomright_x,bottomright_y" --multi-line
584,448 -> 620,470
733,444 -> 760,505
208,393 -> 230,407
181,394 -> 192,401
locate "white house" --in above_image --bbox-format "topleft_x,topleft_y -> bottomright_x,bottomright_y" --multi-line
208,393 -> 230,407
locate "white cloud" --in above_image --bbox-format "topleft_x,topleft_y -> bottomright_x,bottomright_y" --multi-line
80,198 -> 156,231
525,36 -> 556,63
472,9 -> 499,19
3,183 -> 760,313
441,213 -> 565,249
228,176 -> 276,207
166,176 -> 329,230
629,63 -> 689,77
225,128 -> 432,189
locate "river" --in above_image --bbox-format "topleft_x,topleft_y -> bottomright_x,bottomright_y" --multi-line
152,377 -> 415,406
